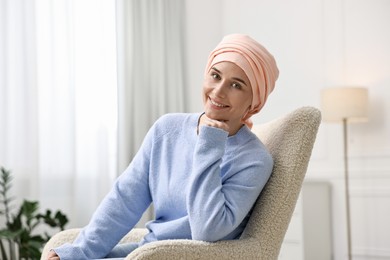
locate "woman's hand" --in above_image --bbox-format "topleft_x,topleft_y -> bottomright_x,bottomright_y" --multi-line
199,114 -> 230,133
47,250 -> 60,260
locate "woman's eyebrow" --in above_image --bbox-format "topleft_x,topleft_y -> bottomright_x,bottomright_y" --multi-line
211,67 -> 221,74
232,77 -> 248,86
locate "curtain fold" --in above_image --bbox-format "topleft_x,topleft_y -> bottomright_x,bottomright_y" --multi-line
0,0 -> 118,228
1,0 -> 186,230
116,0 -> 187,226
116,0 -> 187,173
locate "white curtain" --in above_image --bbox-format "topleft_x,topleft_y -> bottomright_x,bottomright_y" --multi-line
116,0 -> 187,172
116,0 -> 187,225
1,0 -> 186,229
0,0 -> 118,228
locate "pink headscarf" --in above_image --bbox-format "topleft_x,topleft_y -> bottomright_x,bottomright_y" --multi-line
205,34 -> 279,128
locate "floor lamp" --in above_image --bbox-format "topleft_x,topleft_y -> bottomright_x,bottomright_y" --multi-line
321,87 -> 369,260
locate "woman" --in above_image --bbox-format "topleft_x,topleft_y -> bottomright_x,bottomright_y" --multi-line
47,34 -> 279,259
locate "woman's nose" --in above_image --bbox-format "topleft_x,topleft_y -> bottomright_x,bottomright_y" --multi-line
213,81 -> 228,97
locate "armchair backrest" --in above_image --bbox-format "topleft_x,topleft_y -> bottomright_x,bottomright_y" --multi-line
241,106 -> 321,259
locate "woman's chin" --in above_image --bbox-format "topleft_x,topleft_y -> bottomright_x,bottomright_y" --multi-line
204,111 -> 227,122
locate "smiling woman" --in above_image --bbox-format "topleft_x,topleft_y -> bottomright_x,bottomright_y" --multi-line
47,34 -> 280,260
202,62 -> 253,135
202,34 -> 279,130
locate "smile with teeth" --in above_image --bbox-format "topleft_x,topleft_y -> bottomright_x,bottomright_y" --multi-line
210,98 -> 228,108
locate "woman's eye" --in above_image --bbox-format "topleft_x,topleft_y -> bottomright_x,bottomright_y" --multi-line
211,73 -> 220,80
231,82 -> 241,89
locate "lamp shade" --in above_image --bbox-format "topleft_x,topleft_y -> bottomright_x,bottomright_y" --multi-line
321,87 -> 369,123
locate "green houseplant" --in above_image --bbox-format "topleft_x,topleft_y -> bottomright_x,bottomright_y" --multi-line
0,167 -> 69,260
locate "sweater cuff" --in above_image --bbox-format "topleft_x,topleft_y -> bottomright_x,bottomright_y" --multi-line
197,125 -> 228,149
54,243 -> 89,259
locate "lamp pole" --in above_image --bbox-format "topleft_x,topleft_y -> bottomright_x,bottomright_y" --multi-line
343,118 -> 352,260
321,86 -> 368,260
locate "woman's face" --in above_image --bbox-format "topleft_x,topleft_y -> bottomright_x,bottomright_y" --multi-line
202,61 -> 253,129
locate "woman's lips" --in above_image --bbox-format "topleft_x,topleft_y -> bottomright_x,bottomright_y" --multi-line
209,97 -> 229,108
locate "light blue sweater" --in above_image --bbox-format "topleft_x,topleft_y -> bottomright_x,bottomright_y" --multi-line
54,113 -> 273,259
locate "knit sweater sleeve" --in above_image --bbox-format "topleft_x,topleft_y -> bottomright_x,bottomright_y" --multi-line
187,125 -> 273,242
53,124 -> 155,259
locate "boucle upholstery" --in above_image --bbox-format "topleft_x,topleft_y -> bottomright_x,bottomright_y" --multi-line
41,106 -> 321,260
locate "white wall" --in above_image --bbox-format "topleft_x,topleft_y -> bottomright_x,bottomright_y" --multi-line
185,0 -> 390,259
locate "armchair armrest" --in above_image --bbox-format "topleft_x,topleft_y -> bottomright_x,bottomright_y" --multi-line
126,238 -> 261,260
40,228 -> 148,260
